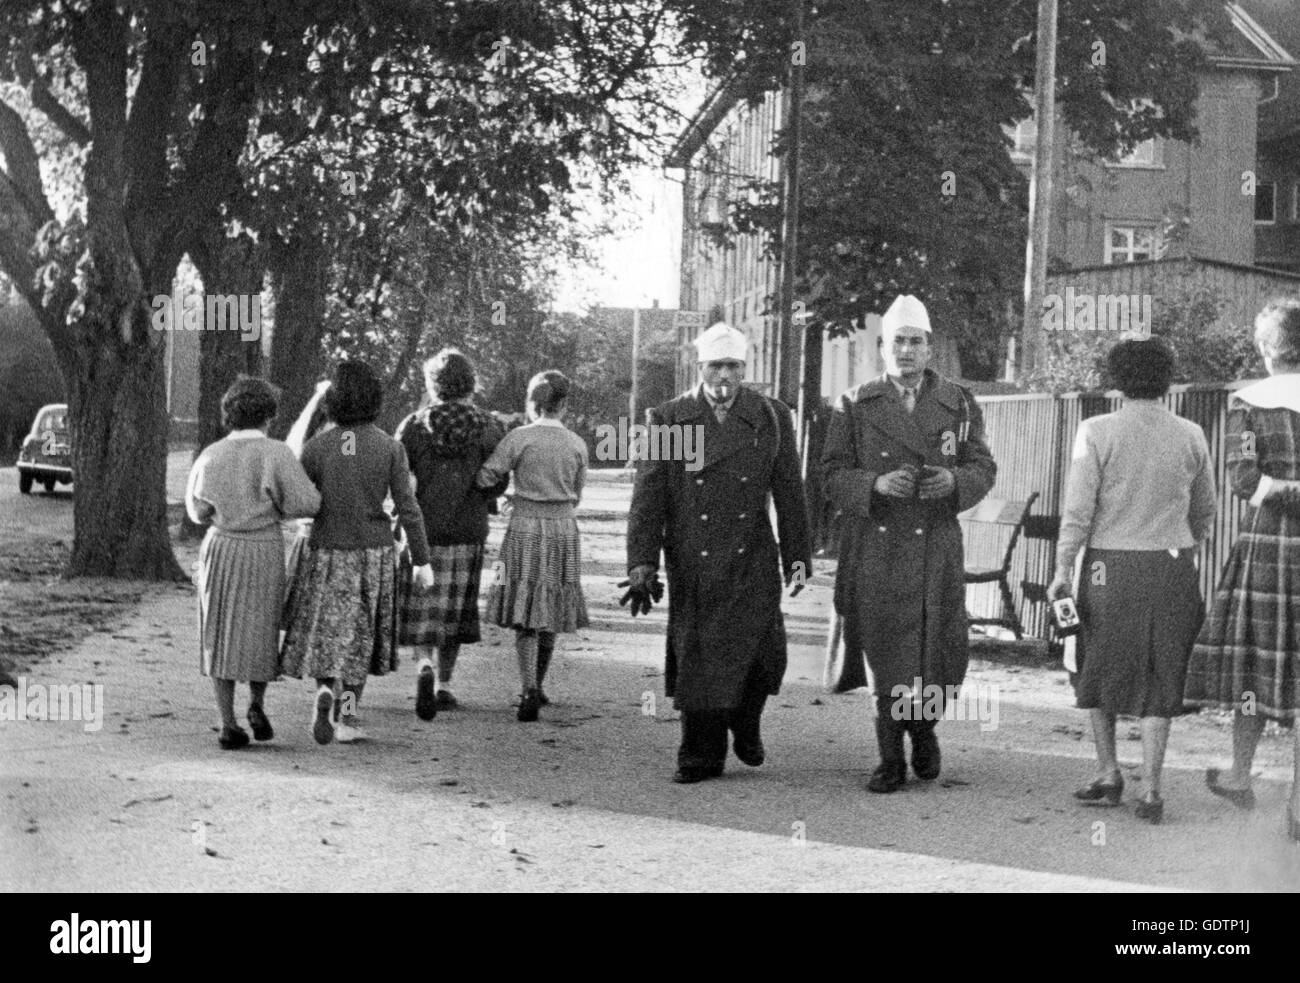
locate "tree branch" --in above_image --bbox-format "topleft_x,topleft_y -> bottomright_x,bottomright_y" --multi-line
11,48 -> 91,147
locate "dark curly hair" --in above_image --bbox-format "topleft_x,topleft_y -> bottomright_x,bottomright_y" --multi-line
325,360 -> 382,426
1255,298 -> 1300,368
1106,336 -> 1175,399
527,370 -> 570,415
221,375 -> 280,430
424,348 -> 476,401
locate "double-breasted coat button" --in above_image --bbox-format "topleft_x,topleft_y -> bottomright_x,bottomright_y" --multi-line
700,513 -> 708,521
740,476 -> 748,483
737,548 -> 745,554
700,549 -> 709,557
915,528 -> 924,535
695,478 -> 704,485
738,512 -> 747,519
878,526 -> 887,533
881,451 -> 890,458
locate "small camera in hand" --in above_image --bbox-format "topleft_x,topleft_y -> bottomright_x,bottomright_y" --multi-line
1051,595 -> 1081,637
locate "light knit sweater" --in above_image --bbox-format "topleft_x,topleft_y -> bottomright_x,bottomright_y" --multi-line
1055,400 -> 1217,577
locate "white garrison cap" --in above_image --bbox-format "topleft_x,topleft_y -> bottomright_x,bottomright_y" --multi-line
694,321 -> 748,362
882,295 -> 932,337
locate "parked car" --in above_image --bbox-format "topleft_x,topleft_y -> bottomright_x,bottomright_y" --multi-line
17,403 -> 73,494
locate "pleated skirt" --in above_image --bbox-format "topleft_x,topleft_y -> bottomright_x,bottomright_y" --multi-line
196,526 -> 286,682
485,500 -> 589,633
1075,547 -> 1204,718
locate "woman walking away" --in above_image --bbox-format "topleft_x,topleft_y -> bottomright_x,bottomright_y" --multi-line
282,360 -> 433,744
186,376 -> 321,750
477,370 -> 589,722
396,349 -> 507,717
1049,337 -> 1217,824
1185,299 -> 1300,842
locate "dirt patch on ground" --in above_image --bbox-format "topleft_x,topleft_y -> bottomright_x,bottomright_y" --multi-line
0,534 -> 145,683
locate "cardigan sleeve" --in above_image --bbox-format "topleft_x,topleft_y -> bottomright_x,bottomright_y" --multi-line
184,451 -> 216,525
267,443 -> 321,520
1055,420 -> 1102,579
390,439 -> 431,566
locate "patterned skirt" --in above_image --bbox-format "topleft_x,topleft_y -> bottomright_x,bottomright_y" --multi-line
196,527 -> 286,682
1075,548 -> 1204,718
397,543 -> 486,647
281,542 -> 400,686
1184,505 -> 1300,721
485,500 -> 589,633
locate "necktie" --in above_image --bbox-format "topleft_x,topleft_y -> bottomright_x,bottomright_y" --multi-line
714,402 -> 728,424
903,387 -> 917,414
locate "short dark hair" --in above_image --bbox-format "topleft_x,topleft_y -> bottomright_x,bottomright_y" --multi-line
1106,337 -> 1175,399
326,360 -> 383,425
221,375 -> 280,430
1254,298 -> 1300,367
527,370 -> 570,414
424,349 -> 476,400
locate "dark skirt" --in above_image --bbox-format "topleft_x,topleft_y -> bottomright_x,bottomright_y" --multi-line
1075,547 -> 1204,717
397,543 -> 486,647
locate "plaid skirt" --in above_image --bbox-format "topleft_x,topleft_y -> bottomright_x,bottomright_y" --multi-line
485,500 -> 589,633
397,543 -> 486,647
1184,504 -> 1300,721
280,542 -> 400,686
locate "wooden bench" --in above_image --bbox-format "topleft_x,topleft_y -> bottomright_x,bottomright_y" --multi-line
962,492 -> 1039,640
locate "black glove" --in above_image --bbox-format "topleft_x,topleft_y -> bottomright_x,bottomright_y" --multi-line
617,574 -> 664,616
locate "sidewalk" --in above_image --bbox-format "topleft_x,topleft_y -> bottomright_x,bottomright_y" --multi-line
3,469 -> 1299,891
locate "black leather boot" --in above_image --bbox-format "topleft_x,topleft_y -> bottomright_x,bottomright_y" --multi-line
868,708 -> 907,793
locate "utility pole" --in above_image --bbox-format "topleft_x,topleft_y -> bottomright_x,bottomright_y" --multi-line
1020,0 -> 1057,380
629,304 -> 641,425
776,0 -> 805,407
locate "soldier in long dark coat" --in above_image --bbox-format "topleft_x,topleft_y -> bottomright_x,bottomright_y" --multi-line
822,296 -> 996,793
627,322 -> 811,784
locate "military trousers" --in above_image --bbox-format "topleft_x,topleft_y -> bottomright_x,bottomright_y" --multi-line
677,661 -> 768,770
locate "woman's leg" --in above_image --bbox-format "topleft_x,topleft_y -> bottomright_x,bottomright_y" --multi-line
516,630 -> 538,692
437,641 -> 460,688
1140,716 -> 1171,798
248,681 -> 268,710
1089,709 -> 1120,781
212,679 -> 237,729
340,679 -> 366,724
536,632 -> 555,689
1219,709 -> 1266,789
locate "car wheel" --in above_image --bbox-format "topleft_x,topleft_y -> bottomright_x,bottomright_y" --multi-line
43,477 -> 56,493
19,472 -> 33,494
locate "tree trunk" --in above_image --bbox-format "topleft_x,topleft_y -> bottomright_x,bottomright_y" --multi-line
267,233 -> 329,440
177,232 -> 266,541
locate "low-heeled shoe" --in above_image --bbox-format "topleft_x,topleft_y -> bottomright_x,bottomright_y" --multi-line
219,725 -> 250,750
867,763 -> 906,794
1074,775 -> 1124,807
672,763 -> 724,784
733,738 -> 765,767
910,729 -> 941,780
1205,768 -> 1255,810
246,705 -> 273,742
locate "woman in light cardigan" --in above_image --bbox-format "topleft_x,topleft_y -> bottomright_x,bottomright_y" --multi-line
1049,337 -> 1217,824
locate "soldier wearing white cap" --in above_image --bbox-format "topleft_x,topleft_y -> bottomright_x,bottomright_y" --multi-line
822,295 -> 997,793
625,321 -> 811,783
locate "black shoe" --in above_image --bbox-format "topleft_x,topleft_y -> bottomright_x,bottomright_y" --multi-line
435,689 -> 457,710
538,689 -> 550,707
909,727 -> 940,780
867,763 -> 906,793
218,725 -> 250,750
1205,768 -> 1255,810
517,687 -> 541,722
1074,774 -> 1124,807
312,687 -> 335,745
246,705 -> 273,742
673,763 -> 724,784
1134,793 -> 1164,825
733,737 -> 765,767
416,667 -> 437,721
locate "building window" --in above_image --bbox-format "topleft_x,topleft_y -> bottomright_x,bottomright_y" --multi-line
1260,75 -> 1280,104
1104,224 -> 1158,264
1255,182 -> 1276,224
1108,138 -> 1161,168
1007,118 -> 1036,162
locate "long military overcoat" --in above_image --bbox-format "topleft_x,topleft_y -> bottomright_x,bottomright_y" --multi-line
821,370 -> 996,699
627,384 -> 812,711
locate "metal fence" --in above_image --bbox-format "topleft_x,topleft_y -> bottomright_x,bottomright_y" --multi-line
963,380 -> 1257,640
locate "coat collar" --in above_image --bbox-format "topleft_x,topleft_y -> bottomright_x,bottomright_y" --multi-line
853,369 -> 962,411
1235,373 -> 1300,415
683,383 -> 767,427
850,370 -> 963,460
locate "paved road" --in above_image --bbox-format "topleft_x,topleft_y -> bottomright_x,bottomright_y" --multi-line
3,465 -> 1299,891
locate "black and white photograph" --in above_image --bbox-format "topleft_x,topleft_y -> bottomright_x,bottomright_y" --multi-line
0,0 -> 1297,932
